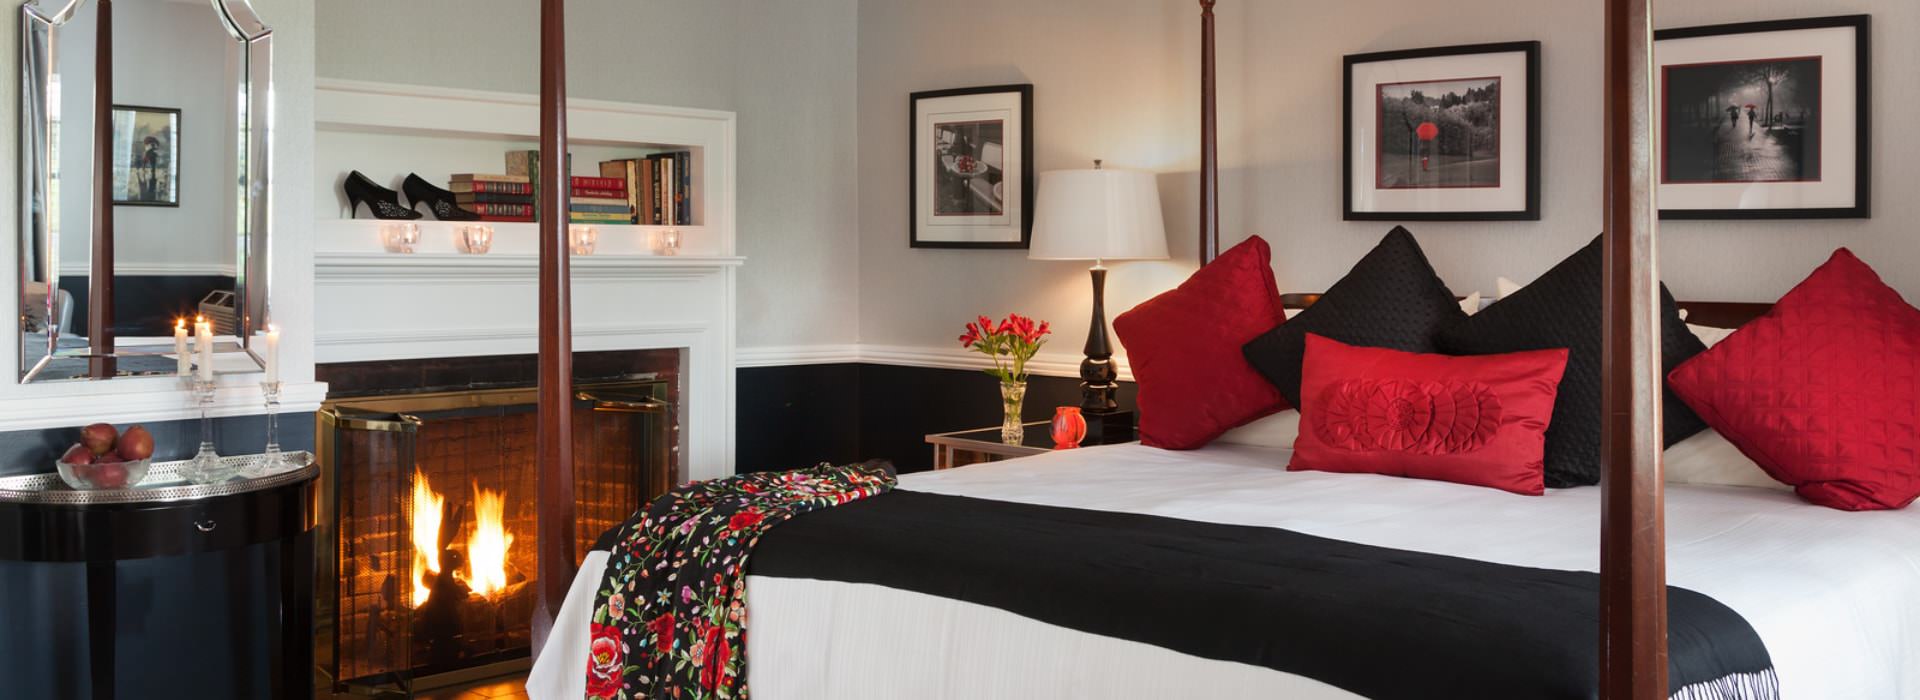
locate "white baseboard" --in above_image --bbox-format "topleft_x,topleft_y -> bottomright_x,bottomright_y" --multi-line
736,344 -> 1133,382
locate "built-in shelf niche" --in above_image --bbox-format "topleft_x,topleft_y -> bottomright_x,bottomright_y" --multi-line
313,79 -> 735,258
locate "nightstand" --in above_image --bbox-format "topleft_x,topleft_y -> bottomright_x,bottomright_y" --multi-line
926,420 -> 1137,470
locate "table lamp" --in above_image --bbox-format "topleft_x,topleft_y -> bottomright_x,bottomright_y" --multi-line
1029,161 -> 1169,439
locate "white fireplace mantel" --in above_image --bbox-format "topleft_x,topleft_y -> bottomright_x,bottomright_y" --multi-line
312,81 -> 740,480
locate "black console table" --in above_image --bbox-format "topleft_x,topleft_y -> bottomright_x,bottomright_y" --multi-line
0,456 -> 318,700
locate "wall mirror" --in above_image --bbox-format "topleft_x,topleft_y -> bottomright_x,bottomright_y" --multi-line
18,0 -> 272,382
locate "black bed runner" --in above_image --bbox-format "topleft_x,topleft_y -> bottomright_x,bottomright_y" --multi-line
746,491 -> 1776,700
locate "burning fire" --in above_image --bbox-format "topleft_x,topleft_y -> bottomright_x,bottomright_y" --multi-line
461,484 -> 515,599
409,470 -> 446,608
407,470 -> 515,606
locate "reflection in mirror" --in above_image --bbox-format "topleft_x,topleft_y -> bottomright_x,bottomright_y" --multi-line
18,0 -> 272,382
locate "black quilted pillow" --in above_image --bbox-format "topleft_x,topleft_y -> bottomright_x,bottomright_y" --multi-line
1242,226 -> 1466,407
1434,236 -> 1708,488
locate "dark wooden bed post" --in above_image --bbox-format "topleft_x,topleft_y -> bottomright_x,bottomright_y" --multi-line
530,0 -> 577,661
89,0 -> 115,379
1599,0 -> 1669,696
1198,0 -> 1219,264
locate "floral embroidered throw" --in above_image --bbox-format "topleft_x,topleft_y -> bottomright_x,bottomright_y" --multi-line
586,460 -> 898,699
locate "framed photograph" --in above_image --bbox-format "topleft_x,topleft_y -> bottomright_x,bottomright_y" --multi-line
1656,15 -> 1870,219
110,105 -> 180,207
1344,42 -> 1540,221
910,84 -> 1033,248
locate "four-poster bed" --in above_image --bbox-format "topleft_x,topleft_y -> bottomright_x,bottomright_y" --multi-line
525,1 -> 1918,699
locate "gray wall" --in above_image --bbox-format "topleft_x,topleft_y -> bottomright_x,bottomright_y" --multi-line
315,0 -> 861,350
856,0 -> 1917,362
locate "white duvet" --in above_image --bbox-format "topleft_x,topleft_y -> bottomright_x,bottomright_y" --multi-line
530,443 -> 1920,699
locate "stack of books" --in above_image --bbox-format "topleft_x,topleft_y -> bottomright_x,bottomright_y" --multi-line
569,175 -> 632,225
450,174 -> 535,222
506,150 -> 639,224
599,151 -> 694,225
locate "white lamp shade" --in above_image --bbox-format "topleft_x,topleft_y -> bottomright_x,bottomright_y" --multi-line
1028,169 -> 1170,261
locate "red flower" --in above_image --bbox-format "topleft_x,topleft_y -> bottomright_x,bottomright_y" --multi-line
698,623 -> 729,690
727,511 -> 764,531
586,623 -> 625,699
646,612 -> 676,654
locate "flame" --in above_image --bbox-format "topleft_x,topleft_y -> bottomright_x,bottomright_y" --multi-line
408,469 -> 446,608
460,484 -> 514,599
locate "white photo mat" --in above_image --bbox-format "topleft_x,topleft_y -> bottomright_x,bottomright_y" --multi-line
912,89 -> 1028,246
1347,49 -> 1532,217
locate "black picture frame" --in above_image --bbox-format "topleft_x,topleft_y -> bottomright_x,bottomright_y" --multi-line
109,105 -> 181,208
909,84 -> 1035,249
1654,14 -> 1870,220
1342,41 -> 1542,222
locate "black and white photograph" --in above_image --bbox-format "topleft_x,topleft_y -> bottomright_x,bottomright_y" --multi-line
110,105 -> 181,207
1344,42 -> 1539,221
1656,15 -> 1869,219
911,84 -> 1033,248
1662,57 -> 1821,184
933,119 -> 1006,216
1376,77 -> 1502,190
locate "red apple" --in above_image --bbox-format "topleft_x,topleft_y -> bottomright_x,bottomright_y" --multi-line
60,444 -> 95,465
116,426 -> 155,461
80,423 -> 118,456
93,462 -> 129,489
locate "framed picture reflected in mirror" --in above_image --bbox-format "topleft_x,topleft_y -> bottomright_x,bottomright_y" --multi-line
111,105 -> 181,207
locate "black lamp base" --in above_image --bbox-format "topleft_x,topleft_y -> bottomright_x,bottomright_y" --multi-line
1082,408 -> 1136,443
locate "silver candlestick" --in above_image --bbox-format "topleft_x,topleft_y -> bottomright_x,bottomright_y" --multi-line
181,378 -> 234,484
245,381 -> 289,478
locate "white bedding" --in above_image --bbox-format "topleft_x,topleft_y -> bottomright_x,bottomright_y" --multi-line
530,442 -> 1920,699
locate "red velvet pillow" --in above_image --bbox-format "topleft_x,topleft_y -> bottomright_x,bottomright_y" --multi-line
1114,236 -> 1288,449
1668,249 -> 1920,511
1290,334 -> 1569,496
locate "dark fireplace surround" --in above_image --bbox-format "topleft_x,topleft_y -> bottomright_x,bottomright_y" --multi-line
314,349 -> 682,694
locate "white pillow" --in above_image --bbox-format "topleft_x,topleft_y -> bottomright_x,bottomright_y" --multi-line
1687,323 -> 1738,348
1458,291 -> 1483,316
1216,409 -> 1300,449
1664,429 -> 1788,491
1496,276 -> 1524,300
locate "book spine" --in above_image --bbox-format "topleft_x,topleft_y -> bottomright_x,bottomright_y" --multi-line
602,159 -> 643,224
676,151 -> 691,225
455,193 -> 537,204
476,215 -> 536,223
451,181 -> 534,195
465,203 -> 535,217
452,173 -> 530,184
569,214 -> 633,224
568,203 -> 633,215
571,187 -> 625,199
570,176 -> 625,190
640,160 -> 657,225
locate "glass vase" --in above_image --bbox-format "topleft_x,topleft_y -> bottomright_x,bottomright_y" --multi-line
999,380 -> 1027,445
1052,406 -> 1087,449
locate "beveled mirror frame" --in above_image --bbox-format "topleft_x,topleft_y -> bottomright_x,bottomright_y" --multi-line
17,0 -> 273,382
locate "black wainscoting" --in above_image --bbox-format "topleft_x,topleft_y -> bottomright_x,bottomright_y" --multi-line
60,274 -> 236,338
0,413 -> 317,478
737,364 -> 1137,474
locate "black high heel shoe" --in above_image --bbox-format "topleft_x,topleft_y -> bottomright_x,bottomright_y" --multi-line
403,173 -> 482,221
343,171 -> 423,220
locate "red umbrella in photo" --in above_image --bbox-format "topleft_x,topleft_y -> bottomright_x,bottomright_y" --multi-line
1417,121 -> 1439,172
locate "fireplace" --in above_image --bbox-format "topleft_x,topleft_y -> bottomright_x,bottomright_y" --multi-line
314,352 -> 680,694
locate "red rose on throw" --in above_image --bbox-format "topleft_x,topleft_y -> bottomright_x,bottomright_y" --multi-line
699,623 -> 730,690
585,623 -> 625,699
727,511 -> 764,531
646,612 -> 676,653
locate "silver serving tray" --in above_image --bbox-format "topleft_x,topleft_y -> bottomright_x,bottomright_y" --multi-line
0,452 -> 317,505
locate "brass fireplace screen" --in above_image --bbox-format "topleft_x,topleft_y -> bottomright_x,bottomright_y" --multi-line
315,380 -> 673,693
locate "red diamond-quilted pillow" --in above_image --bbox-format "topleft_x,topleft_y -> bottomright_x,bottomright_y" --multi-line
1668,249 -> 1920,511
1114,236 -> 1288,449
